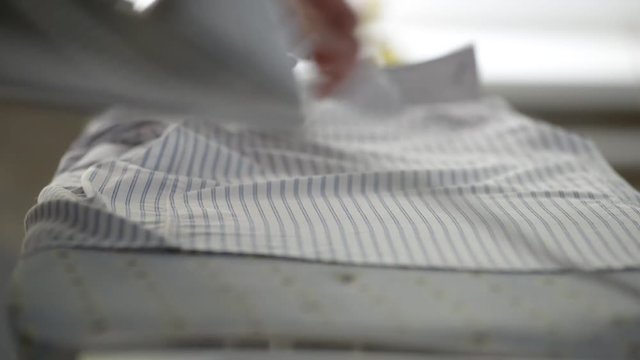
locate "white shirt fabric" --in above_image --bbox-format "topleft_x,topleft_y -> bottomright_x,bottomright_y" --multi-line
25,48 -> 640,271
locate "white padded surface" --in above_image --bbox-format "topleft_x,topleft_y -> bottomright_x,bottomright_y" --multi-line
8,249 -> 640,359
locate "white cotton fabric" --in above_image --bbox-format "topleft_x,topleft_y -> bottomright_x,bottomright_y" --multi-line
25,49 -> 640,271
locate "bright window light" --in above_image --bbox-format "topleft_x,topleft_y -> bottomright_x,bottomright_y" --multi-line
354,0 -> 640,110
123,0 -> 158,13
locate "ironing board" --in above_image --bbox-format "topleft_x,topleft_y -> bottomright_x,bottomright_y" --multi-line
6,249 -> 640,359
7,45 -> 640,360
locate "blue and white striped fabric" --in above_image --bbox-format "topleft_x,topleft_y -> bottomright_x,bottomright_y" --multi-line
25,53 -> 640,271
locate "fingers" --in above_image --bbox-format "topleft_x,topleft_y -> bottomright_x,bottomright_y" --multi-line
313,33 -> 358,96
304,0 -> 357,33
295,0 -> 359,97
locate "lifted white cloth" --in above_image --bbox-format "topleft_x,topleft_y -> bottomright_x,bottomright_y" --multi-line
25,48 -> 640,271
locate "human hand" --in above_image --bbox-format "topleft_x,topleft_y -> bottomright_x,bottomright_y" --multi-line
290,0 -> 359,97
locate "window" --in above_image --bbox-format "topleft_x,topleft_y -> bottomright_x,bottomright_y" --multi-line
355,0 -> 640,111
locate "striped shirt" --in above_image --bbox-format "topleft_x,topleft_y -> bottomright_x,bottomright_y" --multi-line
25,49 -> 640,271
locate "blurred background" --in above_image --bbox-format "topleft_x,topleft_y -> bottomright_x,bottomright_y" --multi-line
355,0 -> 640,174
1,0 -> 639,358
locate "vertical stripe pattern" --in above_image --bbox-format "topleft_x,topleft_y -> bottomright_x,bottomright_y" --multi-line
26,97 -> 640,271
